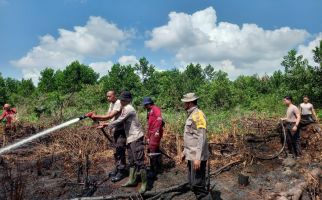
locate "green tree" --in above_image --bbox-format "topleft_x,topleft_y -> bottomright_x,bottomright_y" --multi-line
281,49 -> 314,102
38,68 -> 57,93
313,40 -> 322,67
312,40 -> 322,105
182,63 -> 205,92
18,79 -> 35,97
134,57 -> 158,96
198,70 -> 233,109
155,69 -> 185,110
0,73 -> 8,105
100,64 -> 142,104
61,61 -> 99,94
203,64 -> 215,81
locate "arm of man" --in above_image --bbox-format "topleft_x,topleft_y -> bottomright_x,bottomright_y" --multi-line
92,101 -> 122,121
311,106 -> 318,121
0,112 -> 7,121
192,111 -> 207,171
292,108 -> 301,132
149,107 -> 163,136
92,110 -> 120,121
107,109 -> 134,129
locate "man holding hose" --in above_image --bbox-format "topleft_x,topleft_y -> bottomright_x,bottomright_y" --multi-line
86,90 -> 127,182
98,91 -> 147,194
281,96 -> 301,158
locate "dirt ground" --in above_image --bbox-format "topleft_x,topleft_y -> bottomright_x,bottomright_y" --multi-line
0,121 -> 321,200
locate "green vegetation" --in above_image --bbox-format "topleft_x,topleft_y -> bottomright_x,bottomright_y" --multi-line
0,41 -> 321,134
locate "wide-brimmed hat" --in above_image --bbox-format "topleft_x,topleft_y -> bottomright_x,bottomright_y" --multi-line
181,93 -> 199,102
142,97 -> 154,105
119,91 -> 132,102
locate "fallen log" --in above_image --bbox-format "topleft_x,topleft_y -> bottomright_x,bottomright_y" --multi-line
210,159 -> 242,177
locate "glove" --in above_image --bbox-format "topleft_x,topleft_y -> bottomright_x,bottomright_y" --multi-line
85,112 -> 95,118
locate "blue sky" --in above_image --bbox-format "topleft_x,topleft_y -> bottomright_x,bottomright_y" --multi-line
0,0 -> 321,82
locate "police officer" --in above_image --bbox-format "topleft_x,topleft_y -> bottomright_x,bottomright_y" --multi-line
181,93 -> 212,200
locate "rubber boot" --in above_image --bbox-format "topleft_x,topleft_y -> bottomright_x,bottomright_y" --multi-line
108,168 -> 117,178
139,169 -> 147,194
122,167 -> 137,187
111,169 -> 127,182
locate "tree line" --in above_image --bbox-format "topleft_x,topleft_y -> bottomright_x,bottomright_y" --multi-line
0,40 -> 321,120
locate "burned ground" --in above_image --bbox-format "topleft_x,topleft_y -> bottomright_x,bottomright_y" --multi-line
0,119 -> 321,200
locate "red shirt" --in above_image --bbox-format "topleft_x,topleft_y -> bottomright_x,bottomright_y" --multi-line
147,105 -> 163,151
0,108 -> 17,125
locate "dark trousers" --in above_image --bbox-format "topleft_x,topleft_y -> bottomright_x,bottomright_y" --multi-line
187,160 -> 209,200
113,129 -> 127,171
286,123 -> 301,156
127,137 -> 145,170
148,148 -> 162,174
301,114 -> 315,125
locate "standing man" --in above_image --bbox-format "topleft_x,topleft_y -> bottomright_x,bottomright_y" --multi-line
281,96 -> 301,158
181,93 -> 212,200
143,97 -> 163,178
86,91 -> 127,182
101,91 -> 147,194
300,95 -> 318,124
0,104 -> 17,146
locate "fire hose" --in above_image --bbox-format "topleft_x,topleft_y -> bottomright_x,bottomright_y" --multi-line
0,115 -> 89,155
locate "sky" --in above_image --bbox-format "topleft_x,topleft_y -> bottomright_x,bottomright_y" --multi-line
0,0 -> 321,83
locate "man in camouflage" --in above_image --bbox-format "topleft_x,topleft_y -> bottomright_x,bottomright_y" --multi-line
181,93 -> 212,200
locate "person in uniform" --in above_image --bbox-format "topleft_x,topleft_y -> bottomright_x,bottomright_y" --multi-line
299,95 -> 318,124
143,97 -> 164,178
86,91 -> 127,182
281,96 -> 301,158
100,91 -> 148,194
181,93 -> 212,200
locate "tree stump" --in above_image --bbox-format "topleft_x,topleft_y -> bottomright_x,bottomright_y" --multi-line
238,173 -> 250,186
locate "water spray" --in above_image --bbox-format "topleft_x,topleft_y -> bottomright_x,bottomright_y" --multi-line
0,116 -> 88,155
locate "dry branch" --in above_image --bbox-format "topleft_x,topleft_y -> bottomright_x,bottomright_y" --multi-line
70,159 -> 242,200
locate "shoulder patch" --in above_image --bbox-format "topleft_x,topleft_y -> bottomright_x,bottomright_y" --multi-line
191,110 -> 206,129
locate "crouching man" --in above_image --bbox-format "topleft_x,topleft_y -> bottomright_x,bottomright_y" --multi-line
181,93 -> 212,200
100,91 -> 147,193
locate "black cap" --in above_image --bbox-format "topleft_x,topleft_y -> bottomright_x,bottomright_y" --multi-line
143,97 -> 154,105
284,95 -> 293,101
119,91 -> 132,102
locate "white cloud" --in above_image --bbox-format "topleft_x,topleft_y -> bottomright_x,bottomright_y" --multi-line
298,33 -> 322,66
11,16 -> 132,83
118,55 -> 138,66
145,7 -> 310,78
89,61 -> 113,77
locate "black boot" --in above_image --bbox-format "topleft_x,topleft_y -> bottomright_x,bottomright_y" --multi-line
111,169 -> 127,182
108,168 -> 117,178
